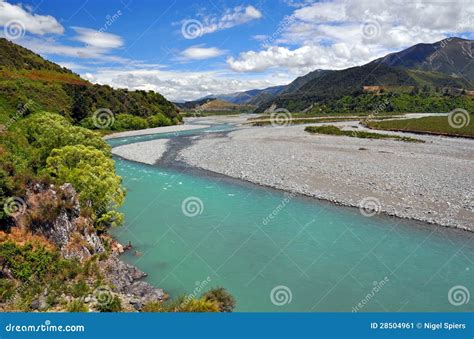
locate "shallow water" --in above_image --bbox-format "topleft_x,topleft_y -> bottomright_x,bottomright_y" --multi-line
110,125 -> 473,312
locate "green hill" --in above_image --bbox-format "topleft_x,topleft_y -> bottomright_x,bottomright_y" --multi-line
0,38 -> 180,128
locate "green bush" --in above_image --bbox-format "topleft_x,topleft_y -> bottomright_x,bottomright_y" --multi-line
0,278 -> 16,302
44,145 -> 125,224
0,241 -> 57,281
96,294 -> 122,312
71,279 -> 90,298
66,300 -> 89,312
113,114 -> 148,131
147,113 -> 172,128
142,297 -> 220,312
203,287 -> 236,312
16,112 -> 110,164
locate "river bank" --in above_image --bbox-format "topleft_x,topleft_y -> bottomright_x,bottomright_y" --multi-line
179,120 -> 473,231
108,116 -> 473,231
104,124 -> 210,140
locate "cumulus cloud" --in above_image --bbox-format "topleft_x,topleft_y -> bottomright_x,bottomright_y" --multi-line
14,27 -> 126,64
182,5 -> 263,37
83,68 -> 291,102
180,46 -> 225,60
227,0 -> 474,73
0,0 -> 63,35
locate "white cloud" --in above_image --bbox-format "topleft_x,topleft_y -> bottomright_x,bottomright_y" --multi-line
83,68 -> 292,102
12,26 -> 127,64
180,46 -> 225,60
0,0 -> 63,35
71,27 -> 123,49
227,0 -> 474,73
183,5 -> 263,37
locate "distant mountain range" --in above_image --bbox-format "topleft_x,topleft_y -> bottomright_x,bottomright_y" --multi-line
193,37 -> 473,113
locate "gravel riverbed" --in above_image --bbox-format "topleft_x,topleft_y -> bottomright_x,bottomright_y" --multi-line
112,139 -> 169,164
178,121 -> 474,231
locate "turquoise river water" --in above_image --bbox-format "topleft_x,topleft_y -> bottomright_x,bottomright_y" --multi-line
109,125 -> 473,312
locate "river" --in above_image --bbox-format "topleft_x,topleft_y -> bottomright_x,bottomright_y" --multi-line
109,123 -> 473,312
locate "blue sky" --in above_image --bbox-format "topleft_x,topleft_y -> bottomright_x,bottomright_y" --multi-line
1,0 -> 473,101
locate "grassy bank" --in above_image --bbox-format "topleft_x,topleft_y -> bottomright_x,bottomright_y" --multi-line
248,115 -> 403,126
364,115 -> 474,138
305,125 -> 424,143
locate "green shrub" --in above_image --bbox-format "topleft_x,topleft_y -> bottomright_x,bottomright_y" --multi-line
113,114 -> 148,131
0,241 -> 57,281
142,297 -> 220,312
66,300 -> 89,312
96,294 -> 122,312
141,301 -> 164,312
147,113 -> 172,127
44,145 -> 125,224
203,287 -> 236,312
0,278 -> 16,302
71,279 -> 89,298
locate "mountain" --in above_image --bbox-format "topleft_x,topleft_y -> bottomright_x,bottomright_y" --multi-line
257,37 -> 474,112
175,98 -> 255,113
0,38 -> 180,125
197,85 -> 286,106
377,37 -> 474,79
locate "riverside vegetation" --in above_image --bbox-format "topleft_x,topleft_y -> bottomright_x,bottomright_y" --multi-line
304,125 -> 424,143
0,38 -> 234,312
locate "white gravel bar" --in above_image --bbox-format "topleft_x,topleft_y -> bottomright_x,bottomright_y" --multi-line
179,122 -> 474,231
104,124 -> 209,139
112,139 -> 169,165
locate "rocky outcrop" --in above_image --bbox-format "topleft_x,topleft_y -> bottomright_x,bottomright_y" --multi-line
99,254 -> 165,310
16,182 -> 165,311
18,182 -> 104,261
